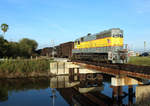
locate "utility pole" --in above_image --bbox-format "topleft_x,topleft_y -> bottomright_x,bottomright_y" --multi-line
130,44 -> 133,51
51,40 -> 55,58
144,41 -> 146,52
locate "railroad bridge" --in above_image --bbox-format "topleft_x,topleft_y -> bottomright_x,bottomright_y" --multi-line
50,58 -> 150,80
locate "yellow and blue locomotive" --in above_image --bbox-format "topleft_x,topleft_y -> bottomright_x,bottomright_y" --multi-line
72,28 -> 128,63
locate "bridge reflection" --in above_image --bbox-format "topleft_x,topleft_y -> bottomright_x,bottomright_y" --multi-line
49,73 -> 150,106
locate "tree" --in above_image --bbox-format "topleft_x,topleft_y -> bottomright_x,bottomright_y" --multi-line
0,36 -> 9,57
1,23 -> 9,36
7,42 -> 20,58
19,38 -> 38,57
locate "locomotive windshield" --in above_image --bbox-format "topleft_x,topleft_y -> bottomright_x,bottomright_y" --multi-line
113,34 -> 123,38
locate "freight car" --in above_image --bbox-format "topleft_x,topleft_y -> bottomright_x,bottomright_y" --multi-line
40,47 -> 53,57
56,42 -> 74,58
72,28 -> 129,63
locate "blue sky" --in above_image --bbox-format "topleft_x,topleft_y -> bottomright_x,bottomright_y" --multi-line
0,0 -> 150,51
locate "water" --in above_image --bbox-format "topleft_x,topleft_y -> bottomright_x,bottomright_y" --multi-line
0,73 -> 150,106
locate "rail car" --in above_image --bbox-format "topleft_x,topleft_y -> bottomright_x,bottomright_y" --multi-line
55,42 -> 74,58
72,28 -> 129,63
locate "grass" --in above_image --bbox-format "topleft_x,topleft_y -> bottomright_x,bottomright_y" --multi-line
128,56 -> 150,66
0,59 -> 52,74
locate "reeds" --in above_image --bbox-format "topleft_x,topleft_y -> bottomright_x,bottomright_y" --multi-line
0,59 -> 51,73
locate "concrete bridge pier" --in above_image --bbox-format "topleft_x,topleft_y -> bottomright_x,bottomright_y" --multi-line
49,62 -> 80,75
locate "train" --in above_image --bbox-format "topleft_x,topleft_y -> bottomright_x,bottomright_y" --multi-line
72,28 -> 128,63
39,28 -> 129,63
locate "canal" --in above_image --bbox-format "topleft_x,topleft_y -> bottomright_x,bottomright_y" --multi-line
0,69 -> 150,106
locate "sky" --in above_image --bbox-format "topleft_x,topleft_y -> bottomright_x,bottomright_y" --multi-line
0,0 -> 150,51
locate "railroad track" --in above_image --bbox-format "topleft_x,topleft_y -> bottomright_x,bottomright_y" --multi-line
72,60 -> 150,75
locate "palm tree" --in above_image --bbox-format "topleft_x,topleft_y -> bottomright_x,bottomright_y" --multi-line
1,23 -> 8,36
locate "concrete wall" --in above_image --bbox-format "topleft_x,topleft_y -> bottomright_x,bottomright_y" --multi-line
50,62 -> 101,75
50,62 -> 79,75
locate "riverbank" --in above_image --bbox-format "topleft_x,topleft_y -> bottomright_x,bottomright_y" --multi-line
0,59 -> 54,79
128,56 -> 150,66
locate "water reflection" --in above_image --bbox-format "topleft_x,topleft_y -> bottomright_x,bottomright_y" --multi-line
50,88 -> 57,106
50,73 -> 150,106
0,88 -> 8,102
0,73 -> 150,105
0,78 -> 49,102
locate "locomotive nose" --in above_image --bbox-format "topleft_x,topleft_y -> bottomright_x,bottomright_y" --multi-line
114,38 -> 123,46
116,39 -> 120,44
